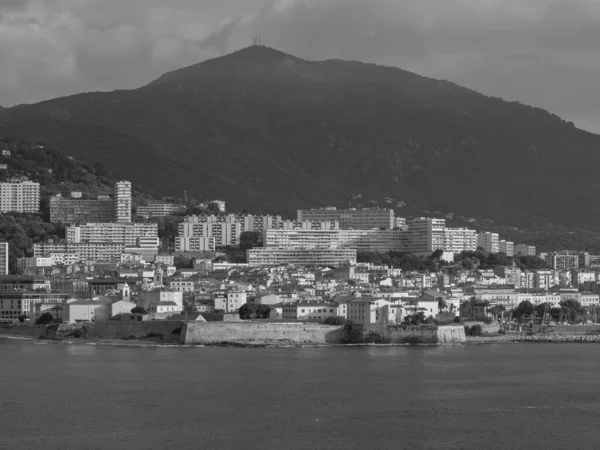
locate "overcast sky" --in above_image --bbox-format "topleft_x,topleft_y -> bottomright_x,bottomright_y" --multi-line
1,0 -> 600,133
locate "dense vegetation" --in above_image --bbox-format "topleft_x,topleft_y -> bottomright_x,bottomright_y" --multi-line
357,251 -> 445,272
454,250 -> 548,270
0,213 -> 64,270
357,249 -> 547,272
1,46 -> 600,232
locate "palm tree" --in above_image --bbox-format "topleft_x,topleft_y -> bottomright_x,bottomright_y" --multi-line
51,304 -> 63,322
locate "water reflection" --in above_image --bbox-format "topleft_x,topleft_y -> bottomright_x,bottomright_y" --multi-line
66,344 -> 97,357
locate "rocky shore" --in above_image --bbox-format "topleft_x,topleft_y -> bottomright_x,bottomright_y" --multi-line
468,334 -> 600,344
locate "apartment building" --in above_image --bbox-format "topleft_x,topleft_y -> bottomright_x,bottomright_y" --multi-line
51,279 -> 89,299
263,229 -> 402,253
297,207 -> 395,230
50,197 -> 114,225
166,280 -> 194,292
0,275 -> 51,292
114,181 -> 132,223
0,180 -> 40,213
33,242 -> 126,263
499,240 -> 515,257
247,248 -> 357,266
175,237 -> 216,252
0,242 -> 7,275
401,218 -> 446,256
477,232 -> 500,253
444,228 -> 477,254
49,181 -> 133,225
137,203 -> 184,218
179,219 -> 242,247
67,223 -> 158,247
0,291 -> 71,320
278,220 -> 340,231
515,244 -> 536,257
544,251 -> 579,271
281,302 -> 338,322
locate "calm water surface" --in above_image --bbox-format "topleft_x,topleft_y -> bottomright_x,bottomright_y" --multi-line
1,339 -> 600,450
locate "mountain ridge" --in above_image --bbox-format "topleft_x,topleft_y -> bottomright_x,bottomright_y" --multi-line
0,46 -> 598,227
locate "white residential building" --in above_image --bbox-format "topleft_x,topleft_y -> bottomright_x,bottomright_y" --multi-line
0,242 -> 8,275
247,248 -> 357,266
0,180 -> 40,213
401,218 -> 446,256
114,181 -> 132,223
444,228 -> 477,254
175,237 -> 216,252
67,223 -> 158,247
139,289 -> 183,311
263,229 -> 402,253
281,302 -> 338,321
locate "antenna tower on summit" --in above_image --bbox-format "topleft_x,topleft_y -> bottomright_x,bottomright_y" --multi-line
252,34 -> 264,47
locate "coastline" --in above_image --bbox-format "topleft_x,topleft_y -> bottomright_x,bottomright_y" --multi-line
467,334 -> 600,344
5,329 -> 600,347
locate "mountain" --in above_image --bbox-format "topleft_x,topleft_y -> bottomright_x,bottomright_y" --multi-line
0,45 -> 599,227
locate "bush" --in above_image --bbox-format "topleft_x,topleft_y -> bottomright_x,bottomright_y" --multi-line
453,317 -> 463,324
131,306 -> 147,314
470,324 -> 483,336
35,312 -> 54,325
464,324 -> 483,336
324,316 -> 347,326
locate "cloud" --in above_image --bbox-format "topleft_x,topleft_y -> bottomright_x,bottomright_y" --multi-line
1,0 -> 600,133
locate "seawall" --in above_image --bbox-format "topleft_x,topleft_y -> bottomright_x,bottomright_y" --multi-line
181,322 -> 348,345
349,324 -> 466,344
39,321 -> 184,342
532,324 -> 600,334
0,324 -> 47,338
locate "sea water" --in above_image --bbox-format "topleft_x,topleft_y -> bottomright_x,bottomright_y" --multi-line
1,338 -> 599,450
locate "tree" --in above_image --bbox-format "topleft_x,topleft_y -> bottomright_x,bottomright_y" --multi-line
256,305 -> 271,319
438,298 -> 448,312
489,305 -> 506,320
324,316 -> 347,325
239,231 -> 262,251
207,202 -> 221,215
550,307 -> 562,323
535,303 -> 552,323
17,315 -> 26,323
239,303 -> 259,320
431,249 -> 444,260
131,306 -> 147,314
559,300 -> 583,324
513,300 -> 534,321
35,312 -> 54,325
